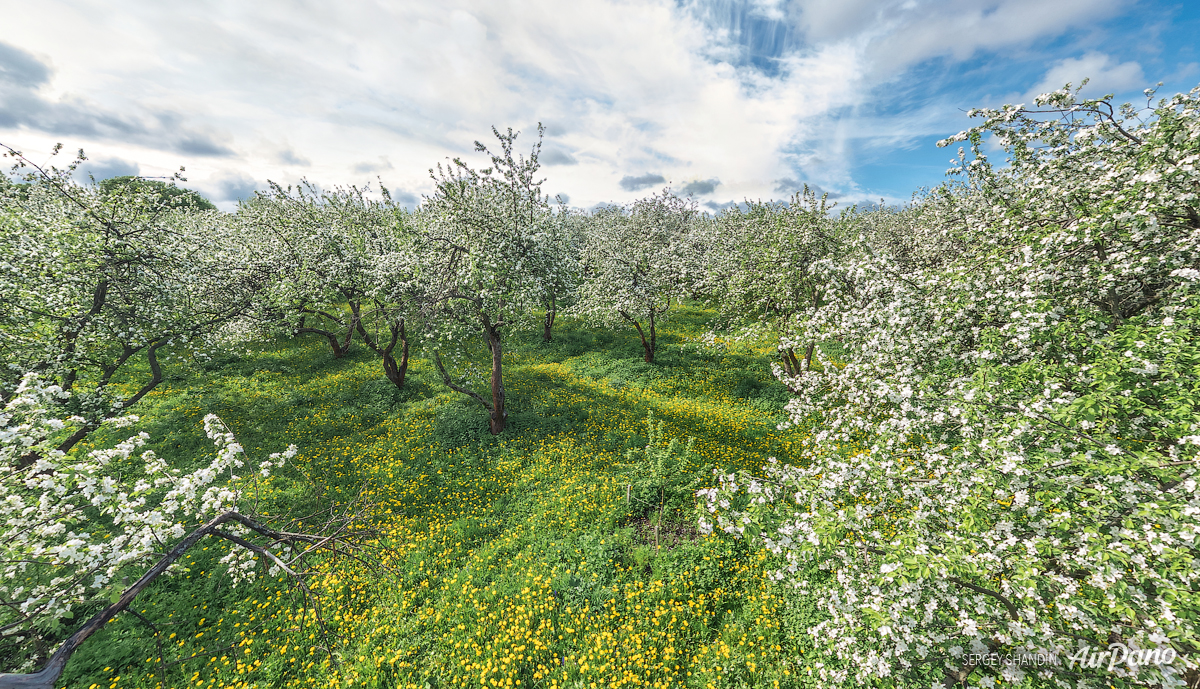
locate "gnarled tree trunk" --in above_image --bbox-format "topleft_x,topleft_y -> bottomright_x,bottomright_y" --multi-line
619,301 -> 670,363
296,305 -> 359,358
432,312 -> 508,435
354,304 -> 410,390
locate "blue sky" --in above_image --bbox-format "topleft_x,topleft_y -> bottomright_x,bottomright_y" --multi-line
1,0 -> 1197,211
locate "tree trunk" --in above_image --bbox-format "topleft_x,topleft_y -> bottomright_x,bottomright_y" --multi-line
648,310 -> 657,359
381,346 -> 409,390
296,326 -> 353,358
779,347 -> 807,393
780,348 -> 798,376
779,346 -> 812,376
296,305 -> 358,359
634,319 -> 653,363
620,310 -> 653,363
542,295 -> 556,343
431,315 -> 505,435
483,315 -> 507,435
355,307 -> 409,390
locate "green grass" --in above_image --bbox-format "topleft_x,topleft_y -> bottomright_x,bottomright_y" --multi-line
60,306 -> 838,689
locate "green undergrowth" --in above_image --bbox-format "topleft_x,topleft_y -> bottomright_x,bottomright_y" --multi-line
62,306 -> 842,689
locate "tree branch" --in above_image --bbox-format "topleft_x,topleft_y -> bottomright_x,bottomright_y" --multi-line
0,510 -> 355,689
433,351 -> 493,411
947,576 -> 1020,621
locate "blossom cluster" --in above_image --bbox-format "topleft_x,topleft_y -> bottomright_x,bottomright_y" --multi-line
699,85 -> 1200,688
0,374 -> 290,669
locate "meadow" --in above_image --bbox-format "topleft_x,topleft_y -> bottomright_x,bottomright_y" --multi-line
60,305 -> 840,689
12,86 -> 1197,689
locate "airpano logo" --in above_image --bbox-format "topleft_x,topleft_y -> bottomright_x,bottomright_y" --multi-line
1065,643 -> 1178,672
954,644 -> 1181,674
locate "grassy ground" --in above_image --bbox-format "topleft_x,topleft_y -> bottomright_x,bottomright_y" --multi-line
60,306 -> 839,689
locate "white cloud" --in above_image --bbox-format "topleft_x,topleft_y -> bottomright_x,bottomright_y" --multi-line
1025,51 -> 1146,101
352,157 -> 394,175
795,0 -> 1127,75
0,0 -> 1150,206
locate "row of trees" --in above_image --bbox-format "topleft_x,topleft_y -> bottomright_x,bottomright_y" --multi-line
0,152 -> 372,687
1,128 -> 838,445
0,128 -> 751,682
4,82 -> 1199,687
0,126 -> 931,683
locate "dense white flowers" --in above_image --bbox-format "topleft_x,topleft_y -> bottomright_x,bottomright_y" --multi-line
0,146 -> 264,455
700,85 -> 1200,688
1,374 -> 289,653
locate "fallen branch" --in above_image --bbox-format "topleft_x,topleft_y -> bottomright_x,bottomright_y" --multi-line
0,510 -> 365,689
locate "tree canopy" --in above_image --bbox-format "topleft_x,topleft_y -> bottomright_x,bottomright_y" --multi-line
97,176 -> 217,212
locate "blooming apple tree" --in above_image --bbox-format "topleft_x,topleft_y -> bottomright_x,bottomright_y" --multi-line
575,191 -> 696,363
237,182 -> 373,360
358,194 -> 429,390
697,187 -> 846,376
531,203 -> 583,343
0,145 -> 266,458
421,125 -> 553,434
699,85 -> 1200,688
246,182 -> 428,389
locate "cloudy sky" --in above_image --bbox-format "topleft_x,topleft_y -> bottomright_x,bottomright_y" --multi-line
1,0 -> 1197,211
